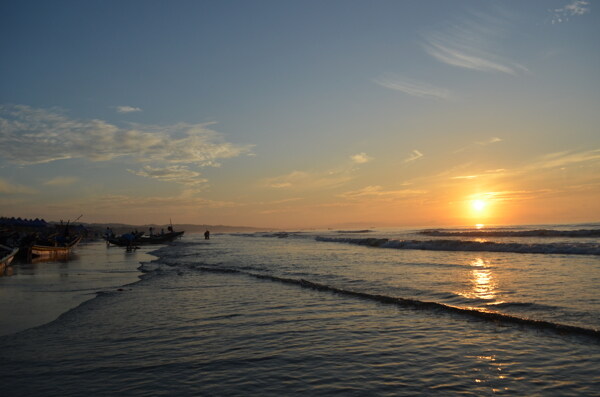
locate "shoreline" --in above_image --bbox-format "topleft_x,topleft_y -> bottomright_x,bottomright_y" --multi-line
0,241 -> 157,336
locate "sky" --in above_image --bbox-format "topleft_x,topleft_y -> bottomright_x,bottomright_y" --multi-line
1,0 -> 599,229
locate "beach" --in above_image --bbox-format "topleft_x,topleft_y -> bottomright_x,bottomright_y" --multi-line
0,241 -> 155,336
1,226 -> 599,395
2,2 -> 599,394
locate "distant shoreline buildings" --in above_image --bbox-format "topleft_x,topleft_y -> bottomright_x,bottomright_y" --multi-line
0,217 -> 48,228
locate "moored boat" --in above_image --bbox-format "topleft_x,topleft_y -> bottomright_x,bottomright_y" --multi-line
30,235 -> 82,257
1,244 -> 19,274
138,231 -> 185,244
108,230 -> 184,247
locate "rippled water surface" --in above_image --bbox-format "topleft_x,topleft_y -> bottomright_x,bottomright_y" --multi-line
1,226 -> 599,395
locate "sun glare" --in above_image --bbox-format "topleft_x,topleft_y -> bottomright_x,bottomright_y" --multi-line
472,199 -> 486,212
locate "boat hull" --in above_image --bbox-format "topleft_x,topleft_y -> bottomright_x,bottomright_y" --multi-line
108,231 -> 184,247
31,235 -> 82,257
1,245 -> 19,274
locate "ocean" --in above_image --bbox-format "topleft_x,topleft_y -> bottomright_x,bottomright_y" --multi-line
1,224 -> 599,396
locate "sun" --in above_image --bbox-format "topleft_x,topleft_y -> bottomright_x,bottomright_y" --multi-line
471,199 -> 487,212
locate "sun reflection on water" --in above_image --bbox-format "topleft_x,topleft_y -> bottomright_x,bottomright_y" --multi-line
460,258 -> 498,301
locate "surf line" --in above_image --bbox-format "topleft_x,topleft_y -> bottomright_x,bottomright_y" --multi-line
195,266 -> 600,341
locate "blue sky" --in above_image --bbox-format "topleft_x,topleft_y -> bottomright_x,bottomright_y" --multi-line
1,0 -> 599,228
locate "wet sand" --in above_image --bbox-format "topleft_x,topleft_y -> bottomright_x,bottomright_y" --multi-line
0,241 -> 156,336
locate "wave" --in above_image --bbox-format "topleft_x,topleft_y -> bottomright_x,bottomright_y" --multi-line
419,228 -> 600,238
231,232 -> 295,238
316,237 -> 600,256
487,301 -> 561,311
250,232 -> 307,239
191,265 -> 599,340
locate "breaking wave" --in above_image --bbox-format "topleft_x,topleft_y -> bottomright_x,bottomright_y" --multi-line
419,228 -> 600,238
191,265 -> 600,340
315,237 -> 600,256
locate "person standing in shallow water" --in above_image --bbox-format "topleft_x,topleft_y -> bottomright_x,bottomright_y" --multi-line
204,230 -> 210,240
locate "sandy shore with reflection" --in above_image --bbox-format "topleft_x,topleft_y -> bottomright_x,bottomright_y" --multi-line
0,241 -> 156,336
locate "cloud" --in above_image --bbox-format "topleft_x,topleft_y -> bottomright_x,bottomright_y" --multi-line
265,169 -> 353,191
338,185 -> 427,202
424,37 -> 525,75
351,152 -> 372,164
445,149 -> 599,191
43,176 -> 79,186
454,136 -> 503,153
265,153 -> 373,191
470,189 -> 554,202
527,149 -> 600,170
265,171 -> 308,189
0,178 -> 37,194
551,1 -> 591,24
422,10 -> 528,75
404,150 -> 423,163
255,198 -> 305,215
484,137 -> 502,145
116,106 -> 142,113
373,75 -> 453,100
451,169 -> 506,180
564,0 -> 590,15
0,105 -> 253,167
268,182 -> 293,189
452,175 -> 478,180
87,193 -> 241,212
128,165 -> 208,187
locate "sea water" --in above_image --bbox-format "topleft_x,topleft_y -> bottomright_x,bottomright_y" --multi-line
1,224 -> 599,395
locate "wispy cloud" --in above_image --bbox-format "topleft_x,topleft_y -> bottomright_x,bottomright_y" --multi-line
451,169 -> 506,180
255,198 -> 305,215
128,165 -> 208,187
404,150 -> 423,163
484,137 -> 502,145
527,149 -> 600,170
351,152 -> 372,164
0,178 -> 37,194
265,169 -> 353,191
87,193 -> 241,212
116,105 -> 142,113
422,9 -> 527,75
373,75 -> 453,100
338,185 -> 426,201
450,149 -> 600,193
265,153 -> 372,191
551,1 -> 591,24
454,136 -> 503,153
43,176 -> 79,186
470,189 -> 554,202
0,105 -> 253,188
424,36 -> 525,75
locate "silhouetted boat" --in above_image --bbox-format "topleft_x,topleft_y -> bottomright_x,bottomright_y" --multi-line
30,235 -> 82,257
138,231 -> 184,244
108,231 -> 184,247
1,244 -> 19,272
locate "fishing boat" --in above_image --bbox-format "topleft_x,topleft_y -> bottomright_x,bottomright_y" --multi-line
30,235 -> 82,257
108,230 -> 184,247
1,244 -> 19,274
138,230 -> 185,244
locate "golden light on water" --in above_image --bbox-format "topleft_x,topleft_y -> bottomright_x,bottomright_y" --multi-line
459,258 -> 498,301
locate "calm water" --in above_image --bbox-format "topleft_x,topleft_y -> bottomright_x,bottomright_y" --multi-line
1,225 -> 599,395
